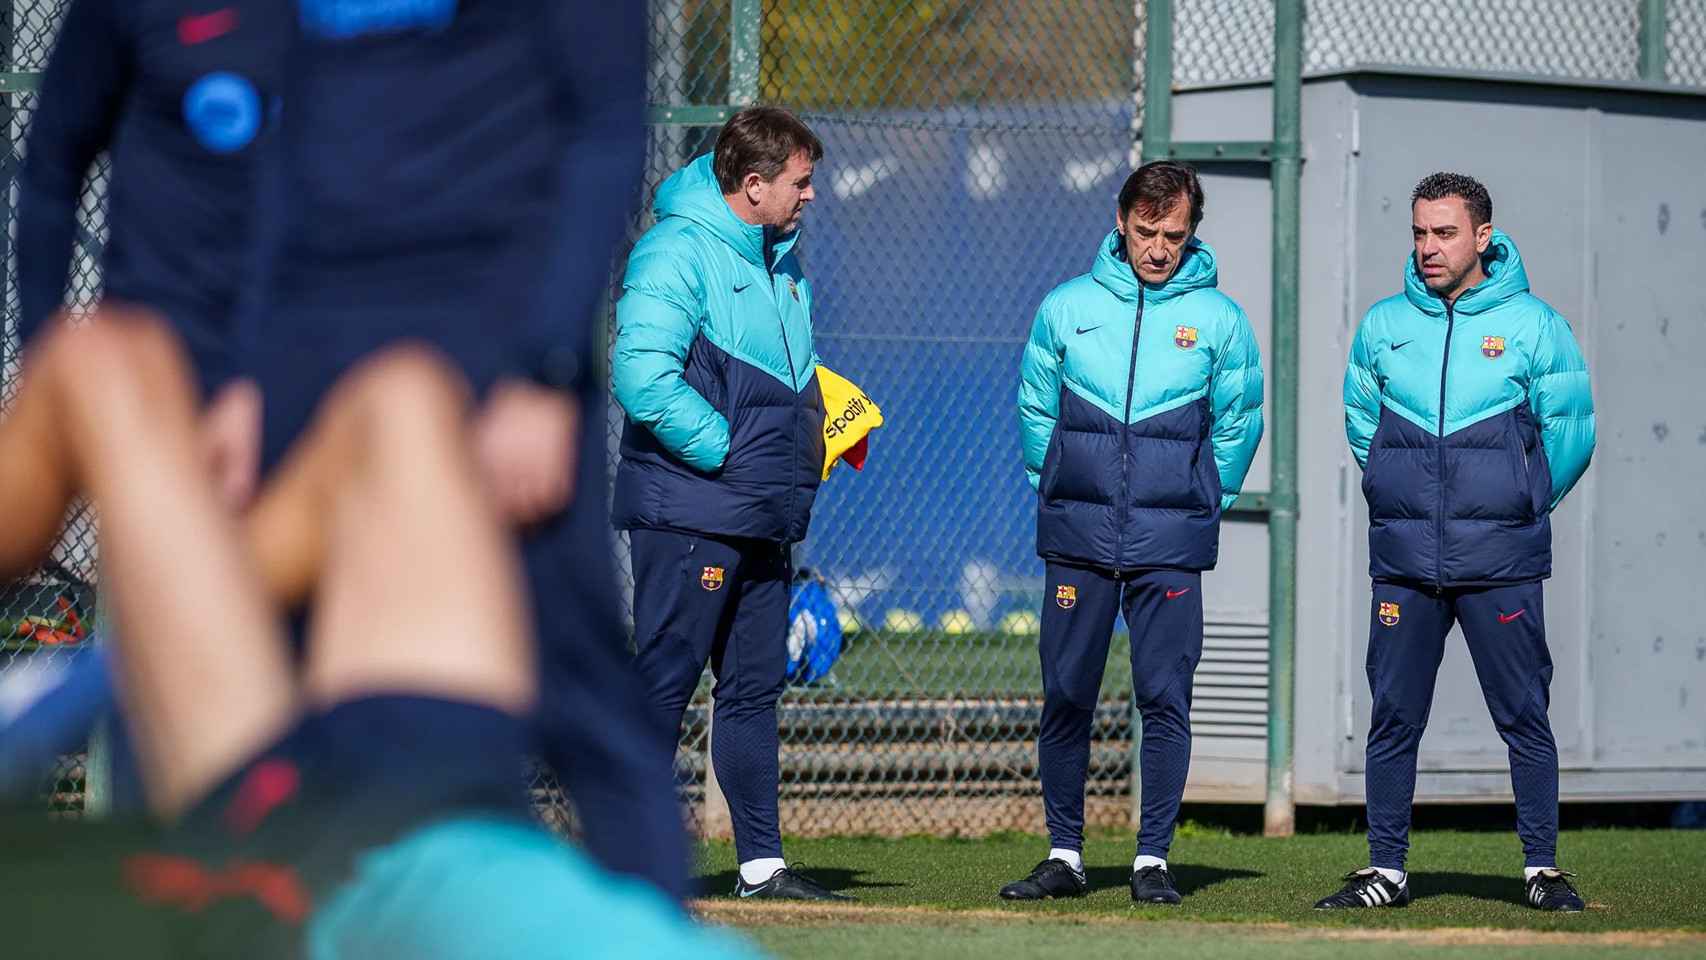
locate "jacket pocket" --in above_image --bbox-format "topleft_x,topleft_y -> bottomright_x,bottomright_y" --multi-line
1515,405 -> 1549,519
1361,414 -> 1386,501
1039,424 -> 1064,499
1192,399 -> 1220,513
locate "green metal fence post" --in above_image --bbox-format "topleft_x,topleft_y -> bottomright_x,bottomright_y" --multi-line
1639,0 -> 1668,83
1264,0 -> 1303,839
1140,0 -> 1173,163
730,0 -> 761,106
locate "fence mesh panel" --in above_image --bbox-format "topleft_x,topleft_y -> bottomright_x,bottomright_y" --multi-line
1673,0 -> 1706,86
2,0 -> 1704,834
1176,0 -> 1665,89
2,0 -> 105,818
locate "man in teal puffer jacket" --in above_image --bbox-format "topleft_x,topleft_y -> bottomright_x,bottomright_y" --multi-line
1316,172 -> 1595,914
612,107 -> 841,901
1007,161 -> 1264,905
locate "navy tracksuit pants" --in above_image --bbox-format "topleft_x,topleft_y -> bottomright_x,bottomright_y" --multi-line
1039,563 -> 1203,859
629,528 -> 792,864
1365,579 -> 1558,871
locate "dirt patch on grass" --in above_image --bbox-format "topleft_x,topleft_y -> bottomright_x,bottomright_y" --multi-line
693,900 -> 1706,948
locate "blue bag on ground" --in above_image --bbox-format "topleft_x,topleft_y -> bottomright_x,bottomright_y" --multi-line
786,570 -> 842,685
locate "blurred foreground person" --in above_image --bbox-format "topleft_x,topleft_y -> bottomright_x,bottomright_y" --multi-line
0,310 -> 758,958
237,0 -> 690,899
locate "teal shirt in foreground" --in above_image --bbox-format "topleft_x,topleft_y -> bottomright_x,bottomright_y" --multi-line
309,817 -> 764,959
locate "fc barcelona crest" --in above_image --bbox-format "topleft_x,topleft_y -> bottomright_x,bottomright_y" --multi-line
1378,601 -> 1401,627
1174,325 -> 1198,349
701,566 -> 725,592
1482,335 -> 1505,358
1055,584 -> 1077,610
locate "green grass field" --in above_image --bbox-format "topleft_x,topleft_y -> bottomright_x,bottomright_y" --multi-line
694,826 -> 1706,958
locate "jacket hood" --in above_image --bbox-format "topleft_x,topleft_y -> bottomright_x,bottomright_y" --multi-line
1402,229 -> 1530,317
652,153 -> 801,268
1090,230 -> 1219,305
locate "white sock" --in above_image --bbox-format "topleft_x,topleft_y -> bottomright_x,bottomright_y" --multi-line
1133,854 -> 1167,872
1373,867 -> 1406,885
1048,847 -> 1083,872
1524,865 -> 1555,881
739,857 -> 787,885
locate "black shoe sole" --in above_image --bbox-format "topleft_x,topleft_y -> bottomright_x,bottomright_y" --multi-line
1000,889 -> 1084,901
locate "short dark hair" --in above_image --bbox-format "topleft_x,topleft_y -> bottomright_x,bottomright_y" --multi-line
1411,172 -> 1492,227
1118,160 -> 1205,231
712,106 -> 824,194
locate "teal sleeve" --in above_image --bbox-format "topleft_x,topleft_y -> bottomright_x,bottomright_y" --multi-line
612,242 -> 730,472
1210,306 -> 1265,511
1017,301 -> 1062,491
1343,314 -> 1381,469
1529,310 -> 1595,509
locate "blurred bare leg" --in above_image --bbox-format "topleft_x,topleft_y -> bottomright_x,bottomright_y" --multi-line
0,312 -> 296,818
245,345 -> 536,716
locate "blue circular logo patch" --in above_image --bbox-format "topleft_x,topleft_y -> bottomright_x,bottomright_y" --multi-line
183,72 -> 261,154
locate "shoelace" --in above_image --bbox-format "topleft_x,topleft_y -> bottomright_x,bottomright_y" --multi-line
779,862 -> 829,889
1025,859 -> 1063,881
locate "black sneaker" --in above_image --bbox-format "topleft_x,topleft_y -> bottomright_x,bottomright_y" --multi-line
1526,869 -> 1585,912
1129,865 -> 1182,904
1313,868 -> 1411,909
998,858 -> 1088,900
734,866 -> 854,901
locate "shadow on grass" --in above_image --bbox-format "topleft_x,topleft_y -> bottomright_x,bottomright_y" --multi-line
1406,871 -> 1526,907
697,867 -> 905,897
1086,863 -> 1264,896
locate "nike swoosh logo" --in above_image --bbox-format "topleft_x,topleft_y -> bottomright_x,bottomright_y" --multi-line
1075,325 -> 1102,335
178,8 -> 239,45
1165,588 -> 1192,600
738,886 -> 762,898
733,283 -> 752,293
1390,340 -> 1414,351
1498,609 -> 1526,624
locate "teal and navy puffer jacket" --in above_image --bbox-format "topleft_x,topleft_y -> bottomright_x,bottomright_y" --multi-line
612,153 -> 825,544
1018,232 -> 1264,571
1344,230 -> 1595,586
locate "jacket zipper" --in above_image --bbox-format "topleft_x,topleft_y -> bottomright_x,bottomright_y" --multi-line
767,247 -> 803,542
1117,289 -> 1144,566
1435,300 -> 1455,590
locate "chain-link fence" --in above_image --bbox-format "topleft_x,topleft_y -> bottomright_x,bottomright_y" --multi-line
3,0 -> 1705,833
1,0 -> 104,820
1175,0 -> 1706,89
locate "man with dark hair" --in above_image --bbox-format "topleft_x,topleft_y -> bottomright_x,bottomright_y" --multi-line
612,105 -> 842,900
1318,172 -> 1595,912
1008,160 -> 1264,904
